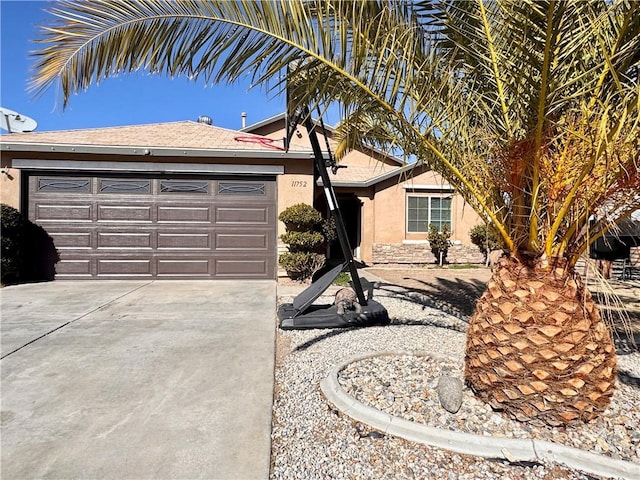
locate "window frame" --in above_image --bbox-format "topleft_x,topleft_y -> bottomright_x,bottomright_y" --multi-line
406,193 -> 453,234
37,176 -> 92,193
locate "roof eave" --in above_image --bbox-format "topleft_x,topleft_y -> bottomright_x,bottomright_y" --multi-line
318,163 -> 427,188
1,142 -> 314,160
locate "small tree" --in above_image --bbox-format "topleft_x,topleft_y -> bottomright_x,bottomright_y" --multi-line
278,203 -> 326,281
469,224 -> 502,264
427,224 -> 452,266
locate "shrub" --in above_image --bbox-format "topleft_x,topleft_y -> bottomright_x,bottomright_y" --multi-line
469,223 -> 502,260
278,203 -> 323,231
321,216 -> 338,245
279,203 -> 328,281
1,204 -> 59,285
1,205 -> 25,284
428,224 -> 452,265
332,272 -> 351,287
279,231 -> 325,253
279,252 -> 326,281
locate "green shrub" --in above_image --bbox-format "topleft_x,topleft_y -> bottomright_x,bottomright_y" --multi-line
1,205 -> 25,284
1,204 -> 60,285
469,224 -> 502,259
321,216 -> 338,245
278,203 -> 328,280
279,231 -> 325,253
279,252 -> 326,281
428,224 -> 452,265
278,203 -> 323,231
332,272 -> 351,287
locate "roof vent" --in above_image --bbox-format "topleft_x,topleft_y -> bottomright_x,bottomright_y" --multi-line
197,115 -> 212,125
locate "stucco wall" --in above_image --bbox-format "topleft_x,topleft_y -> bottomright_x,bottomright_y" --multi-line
362,169 -> 484,264
0,168 -> 20,209
277,158 -> 315,238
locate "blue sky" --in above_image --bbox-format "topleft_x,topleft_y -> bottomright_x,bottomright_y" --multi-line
0,1 -> 297,133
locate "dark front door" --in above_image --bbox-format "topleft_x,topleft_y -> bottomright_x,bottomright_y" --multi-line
328,194 -> 361,262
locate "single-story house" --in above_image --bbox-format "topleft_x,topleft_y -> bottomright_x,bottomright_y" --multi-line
242,113 -> 483,266
1,115 -> 483,280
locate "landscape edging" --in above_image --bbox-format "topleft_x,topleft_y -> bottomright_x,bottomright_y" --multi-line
320,351 -> 640,480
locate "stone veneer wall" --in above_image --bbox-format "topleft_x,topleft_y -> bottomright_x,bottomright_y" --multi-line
372,243 -> 484,265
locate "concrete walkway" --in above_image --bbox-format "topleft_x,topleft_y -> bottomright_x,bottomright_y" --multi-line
1,280 -> 276,480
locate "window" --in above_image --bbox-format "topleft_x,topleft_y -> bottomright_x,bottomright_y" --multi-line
160,180 -> 209,194
99,179 -> 150,194
218,182 -> 265,195
407,195 -> 452,233
38,177 -> 91,193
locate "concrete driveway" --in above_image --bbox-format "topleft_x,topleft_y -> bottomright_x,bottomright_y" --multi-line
1,280 -> 276,480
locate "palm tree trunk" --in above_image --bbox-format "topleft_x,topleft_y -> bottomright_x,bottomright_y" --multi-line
465,256 -> 617,426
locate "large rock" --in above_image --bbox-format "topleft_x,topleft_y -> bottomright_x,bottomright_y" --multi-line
437,368 -> 463,414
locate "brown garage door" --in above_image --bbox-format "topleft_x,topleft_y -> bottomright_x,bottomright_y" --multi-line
27,173 -> 277,279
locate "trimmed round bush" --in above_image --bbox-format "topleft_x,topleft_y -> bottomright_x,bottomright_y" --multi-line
279,231 -> 325,253
279,252 -> 325,281
278,203 -> 323,232
469,223 -> 502,259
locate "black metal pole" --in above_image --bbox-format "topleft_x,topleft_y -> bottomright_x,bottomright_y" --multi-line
302,112 -> 368,306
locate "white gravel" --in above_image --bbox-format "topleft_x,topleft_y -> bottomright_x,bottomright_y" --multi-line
271,284 -> 640,479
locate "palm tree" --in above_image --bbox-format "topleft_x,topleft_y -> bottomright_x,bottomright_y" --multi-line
31,0 -> 639,426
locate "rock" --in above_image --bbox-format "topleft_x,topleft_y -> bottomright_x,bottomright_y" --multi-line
437,369 -> 464,414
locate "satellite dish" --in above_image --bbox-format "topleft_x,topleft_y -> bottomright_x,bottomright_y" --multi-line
0,107 -> 38,133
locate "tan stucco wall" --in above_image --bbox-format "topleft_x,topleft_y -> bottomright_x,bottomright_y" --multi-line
277,158 -> 315,238
0,168 -> 21,209
347,169 -> 483,264
453,196 -> 482,245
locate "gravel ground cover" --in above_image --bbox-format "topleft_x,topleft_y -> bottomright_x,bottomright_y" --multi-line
271,268 -> 640,479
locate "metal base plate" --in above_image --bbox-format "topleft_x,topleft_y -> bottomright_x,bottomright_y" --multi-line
278,299 -> 389,330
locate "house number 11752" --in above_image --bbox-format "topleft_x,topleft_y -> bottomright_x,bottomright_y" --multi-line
291,181 -> 307,187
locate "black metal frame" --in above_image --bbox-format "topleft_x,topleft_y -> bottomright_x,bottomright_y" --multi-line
278,106 -> 389,329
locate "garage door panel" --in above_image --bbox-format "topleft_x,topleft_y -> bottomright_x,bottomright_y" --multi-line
215,232 -> 270,250
157,259 -> 210,276
36,204 -> 92,222
56,259 -> 93,276
97,259 -> 153,276
97,232 -> 153,249
49,231 -> 93,249
215,258 -> 270,277
98,205 -> 153,222
158,232 -> 211,250
216,206 -> 270,224
158,205 -> 211,223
